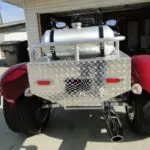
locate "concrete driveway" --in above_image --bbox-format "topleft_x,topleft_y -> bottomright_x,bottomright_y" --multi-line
0,106 -> 150,150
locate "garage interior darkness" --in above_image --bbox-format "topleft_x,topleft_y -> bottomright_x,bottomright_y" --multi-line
39,2 -> 150,56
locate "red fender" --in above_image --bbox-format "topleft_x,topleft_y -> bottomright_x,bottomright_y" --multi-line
132,55 -> 150,93
0,63 -> 29,104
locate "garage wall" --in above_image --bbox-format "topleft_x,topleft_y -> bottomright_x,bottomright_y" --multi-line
4,32 -> 27,41
24,0 -> 149,60
0,34 -> 4,42
0,34 -> 4,58
0,23 -> 26,58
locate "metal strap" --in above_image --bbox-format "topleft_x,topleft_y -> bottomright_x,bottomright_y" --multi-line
99,25 -> 104,57
50,30 -> 54,42
50,30 -> 59,60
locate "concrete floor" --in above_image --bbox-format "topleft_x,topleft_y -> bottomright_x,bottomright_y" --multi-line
0,107 -> 150,150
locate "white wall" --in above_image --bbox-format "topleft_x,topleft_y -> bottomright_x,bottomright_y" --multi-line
0,34 -> 4,58
0,33 -> 4,42
4,32 -> 27,41
0,32 -> 27,59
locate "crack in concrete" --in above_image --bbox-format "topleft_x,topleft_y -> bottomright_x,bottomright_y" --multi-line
8,144 -> 17,150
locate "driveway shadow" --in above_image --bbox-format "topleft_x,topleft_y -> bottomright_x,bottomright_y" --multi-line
43,108 -> 149,150
0,108 -> 38,150
0,107 -> 149,150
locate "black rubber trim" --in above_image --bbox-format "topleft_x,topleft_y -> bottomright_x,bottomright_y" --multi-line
99,25 -> 104,57
99,25 -> 104,38
49,30 -> 59,60
50,30 -> 54,42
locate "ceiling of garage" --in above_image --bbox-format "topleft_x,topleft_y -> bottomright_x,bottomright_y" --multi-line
3,0 -> 150,9
3,0 -> 23,7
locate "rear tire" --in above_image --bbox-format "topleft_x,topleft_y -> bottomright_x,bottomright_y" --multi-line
3,95 -> 51,135
126,91 -> 150,133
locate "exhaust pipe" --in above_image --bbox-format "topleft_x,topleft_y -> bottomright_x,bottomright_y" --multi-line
105,116 -> 123,142
104,102 -> 123,142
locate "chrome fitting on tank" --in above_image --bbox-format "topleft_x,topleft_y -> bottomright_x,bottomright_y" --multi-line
72,22 -> 82,29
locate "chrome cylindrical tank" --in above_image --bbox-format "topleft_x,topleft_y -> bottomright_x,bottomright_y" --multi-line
42,24 -> 115,56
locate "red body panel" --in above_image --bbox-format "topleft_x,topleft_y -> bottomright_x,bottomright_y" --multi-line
132,55 -> 150,93
0,63 -> 29,103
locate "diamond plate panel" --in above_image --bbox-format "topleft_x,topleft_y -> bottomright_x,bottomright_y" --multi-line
27,55 -> 131,107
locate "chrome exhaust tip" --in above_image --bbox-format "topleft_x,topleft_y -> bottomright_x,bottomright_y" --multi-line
103,102 -> 124,142
111,135 -> 124,142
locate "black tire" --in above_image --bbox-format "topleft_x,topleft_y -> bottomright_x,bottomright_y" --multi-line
3,95 -> 51,135
126,91 -> 150,133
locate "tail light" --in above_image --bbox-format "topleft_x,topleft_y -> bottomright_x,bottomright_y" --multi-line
37,80 -> 51,86
106,78 -> 121,84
